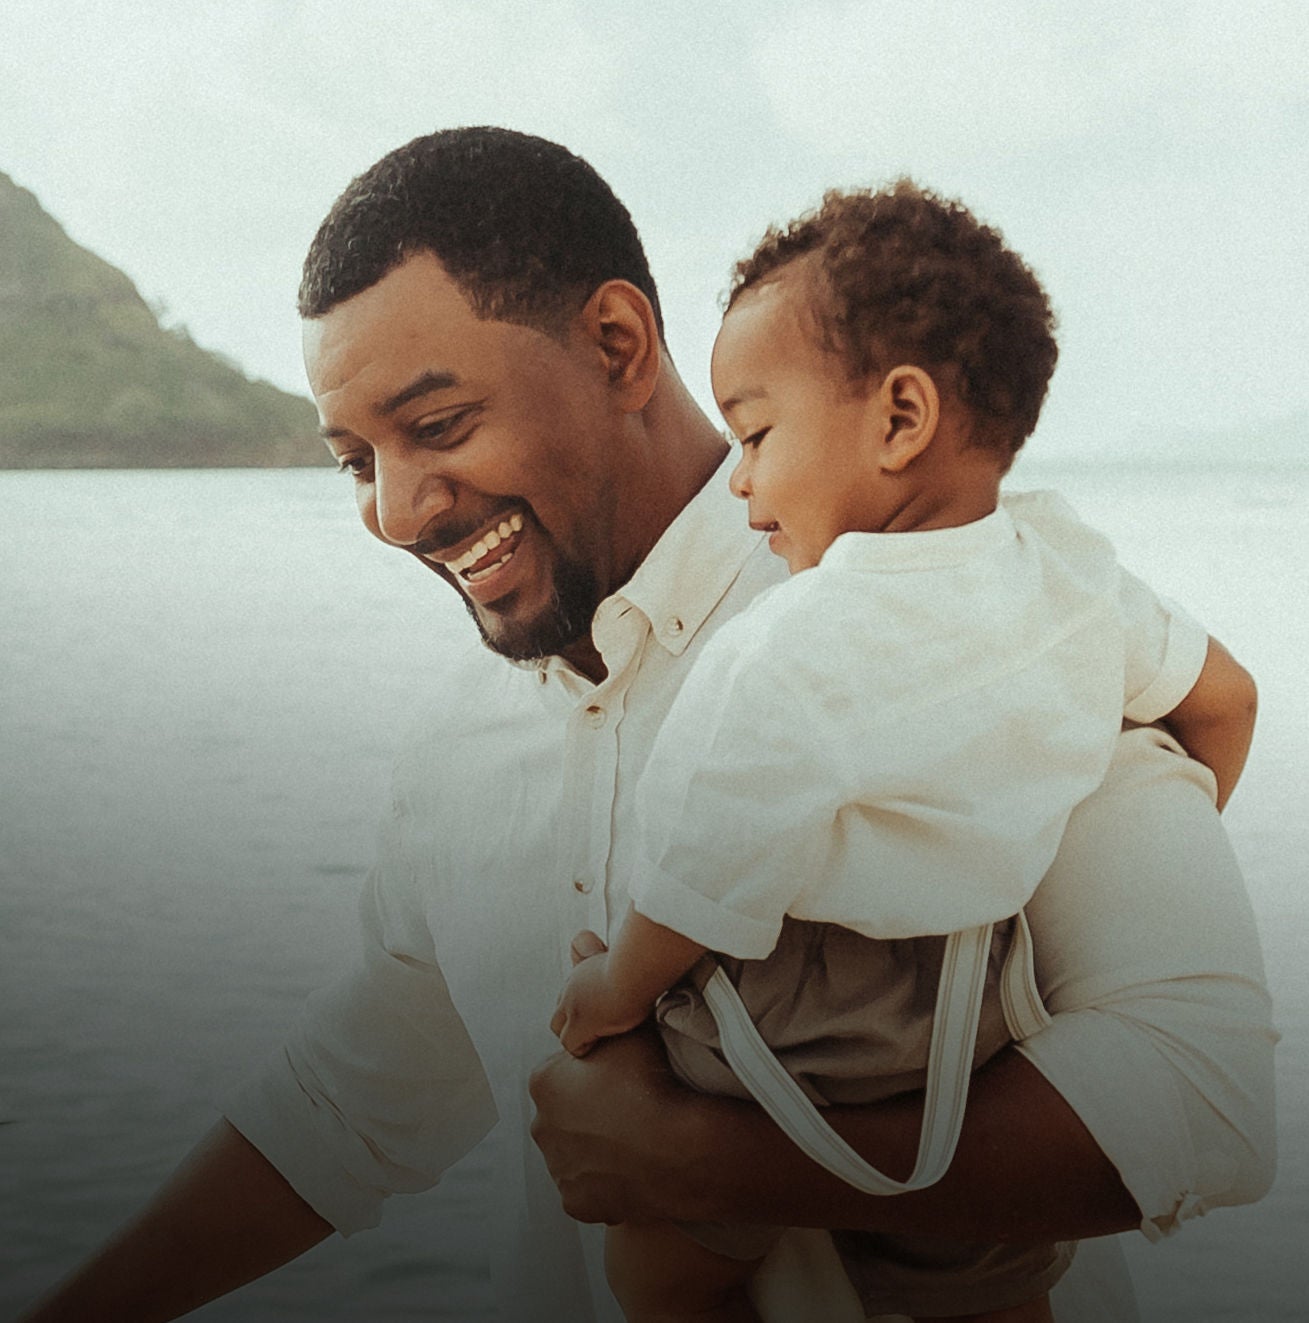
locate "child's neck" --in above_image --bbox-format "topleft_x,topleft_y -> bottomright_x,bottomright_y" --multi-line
878,457 -> 1004,534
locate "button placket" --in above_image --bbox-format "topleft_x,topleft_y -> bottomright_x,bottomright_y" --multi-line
562,610 -> 647,942
555,693 -> 622,941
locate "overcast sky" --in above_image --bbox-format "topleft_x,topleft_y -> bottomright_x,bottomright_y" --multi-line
3,0 -> 1306,461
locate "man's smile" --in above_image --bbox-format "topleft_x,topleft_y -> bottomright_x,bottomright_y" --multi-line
413,509 -> 536,607
425,512 -> 527,582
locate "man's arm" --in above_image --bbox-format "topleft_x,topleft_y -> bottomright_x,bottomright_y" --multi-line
530,1029 -> 1136,1241
19,1121 -> 331,1323
23,760 -> 500,1321
531,727 -> 1276,1241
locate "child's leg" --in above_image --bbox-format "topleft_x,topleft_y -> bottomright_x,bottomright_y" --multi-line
917,1292 -> 1055,1323
605,1220 -> 764,1322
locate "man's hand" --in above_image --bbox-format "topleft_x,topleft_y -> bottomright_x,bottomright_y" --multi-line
529,1025 -> 706,1226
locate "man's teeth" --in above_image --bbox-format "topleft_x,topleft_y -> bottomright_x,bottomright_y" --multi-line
466,552 -> 513,584
450,513 -> 524,576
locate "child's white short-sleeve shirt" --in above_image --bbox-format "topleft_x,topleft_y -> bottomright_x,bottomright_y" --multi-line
630,490 -> 1209,958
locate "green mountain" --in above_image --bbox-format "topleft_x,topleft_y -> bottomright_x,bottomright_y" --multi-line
0,171 -> 326,468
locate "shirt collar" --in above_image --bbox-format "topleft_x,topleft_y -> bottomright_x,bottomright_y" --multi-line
607,452 -> 763,656
524,453 -> 762,696
820,502 -> 1016,574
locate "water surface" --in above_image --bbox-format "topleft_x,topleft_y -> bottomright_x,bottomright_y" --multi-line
2,466 -> 1304,1320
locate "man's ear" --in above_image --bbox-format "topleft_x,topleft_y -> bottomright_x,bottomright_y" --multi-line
873,365 -> 940,472
579,281 -> 661,411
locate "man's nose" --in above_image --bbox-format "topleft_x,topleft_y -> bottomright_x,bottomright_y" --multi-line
372,451 -> 456,546
728,452 -> 751,500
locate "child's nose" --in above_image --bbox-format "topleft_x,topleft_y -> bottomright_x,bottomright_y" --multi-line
728,453 -> 751,500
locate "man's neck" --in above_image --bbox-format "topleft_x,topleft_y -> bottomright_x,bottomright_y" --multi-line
559,369 -> 729,686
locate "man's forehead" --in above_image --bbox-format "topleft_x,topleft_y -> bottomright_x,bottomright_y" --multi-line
301,255 -> 483,397
306,253 -> 474,343
302,257 -> 572,423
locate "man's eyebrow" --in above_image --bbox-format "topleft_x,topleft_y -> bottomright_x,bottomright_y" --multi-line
379,370 -> 461,416
316,370 -> 464,441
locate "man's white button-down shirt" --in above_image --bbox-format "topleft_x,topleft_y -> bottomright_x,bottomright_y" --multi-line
225,462 -> 1276,1323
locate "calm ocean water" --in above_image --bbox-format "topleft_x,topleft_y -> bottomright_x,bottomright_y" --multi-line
2,465 -> 1305,1321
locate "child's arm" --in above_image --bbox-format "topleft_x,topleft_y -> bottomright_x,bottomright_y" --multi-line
550,907 -> 707,1058
1160,635 -> 1257,810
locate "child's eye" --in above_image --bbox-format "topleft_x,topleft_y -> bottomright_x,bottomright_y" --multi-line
741,428 -> 770,449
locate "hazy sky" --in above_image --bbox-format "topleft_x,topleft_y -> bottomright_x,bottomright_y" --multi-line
3,0 -> 1306,460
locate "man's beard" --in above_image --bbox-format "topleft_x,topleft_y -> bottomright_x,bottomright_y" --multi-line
462,551 -> 602,664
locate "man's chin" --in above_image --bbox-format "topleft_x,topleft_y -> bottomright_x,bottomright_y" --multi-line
444,546 -> 602,665
465,596 -> 593,666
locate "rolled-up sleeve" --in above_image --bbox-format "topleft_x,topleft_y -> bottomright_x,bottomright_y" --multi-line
222,796 -> 498,1235
1016,726 -> 1277,1241
1118,568 -> 1211,724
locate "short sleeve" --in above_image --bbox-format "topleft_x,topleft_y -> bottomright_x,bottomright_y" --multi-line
629,612 -> 845,958
1004,490 -> 1208,724
1118,569 -> 1210,722
628,580 -> 1059,956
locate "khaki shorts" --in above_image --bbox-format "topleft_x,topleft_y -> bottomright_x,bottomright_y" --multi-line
656,916 -> 1074,1317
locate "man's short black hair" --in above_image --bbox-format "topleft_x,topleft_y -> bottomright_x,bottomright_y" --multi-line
299,126 -> 664,340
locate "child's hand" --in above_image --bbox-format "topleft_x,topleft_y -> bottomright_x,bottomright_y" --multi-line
551,912 -> 703,1058
550,950 -> 651,1058
551,953 -> 612,1057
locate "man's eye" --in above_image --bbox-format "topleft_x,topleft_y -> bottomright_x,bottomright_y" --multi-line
336,454 -> 371,479
414,405 -> 479,447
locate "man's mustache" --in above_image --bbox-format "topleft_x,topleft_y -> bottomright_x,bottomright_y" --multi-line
407,501 -> 524,559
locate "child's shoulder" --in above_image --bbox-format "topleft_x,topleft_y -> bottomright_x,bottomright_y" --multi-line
706,563 -> 872,678
1001,486 -> 1083,524
712,571 -> 815,650
1002,488 -> 1119,563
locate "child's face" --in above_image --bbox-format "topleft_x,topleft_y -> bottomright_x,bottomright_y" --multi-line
711,274 -> 889,573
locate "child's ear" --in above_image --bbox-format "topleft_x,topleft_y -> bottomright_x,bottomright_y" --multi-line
874,366 -> 940,471
579,280 -> 661,412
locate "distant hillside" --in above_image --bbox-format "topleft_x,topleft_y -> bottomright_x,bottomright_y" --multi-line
0,172 -> 326,468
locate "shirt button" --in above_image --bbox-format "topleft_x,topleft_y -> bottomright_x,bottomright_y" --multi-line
572,876 -> 594,894
665,616 -> 684,637
584,704 -> 605,728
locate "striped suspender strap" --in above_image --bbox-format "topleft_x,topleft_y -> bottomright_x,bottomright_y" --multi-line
700,922 -> 994,1195
998,909 -> 1052,1042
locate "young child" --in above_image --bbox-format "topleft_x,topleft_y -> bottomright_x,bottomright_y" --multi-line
550,182 -> 1257,1323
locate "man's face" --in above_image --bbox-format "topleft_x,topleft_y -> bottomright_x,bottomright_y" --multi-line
712,273 -> 887,573
304,252 -> 627,664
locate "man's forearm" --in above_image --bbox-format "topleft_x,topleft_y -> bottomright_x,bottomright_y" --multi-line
20,1120 -> 332,1323
676,1050 -> 1138,1240
530,1030 -> 1139,1243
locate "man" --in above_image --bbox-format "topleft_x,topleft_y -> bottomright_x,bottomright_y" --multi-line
24,127 -> 1274,1323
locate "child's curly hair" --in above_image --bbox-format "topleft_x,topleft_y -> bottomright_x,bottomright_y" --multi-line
728,181 -> 1058,461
